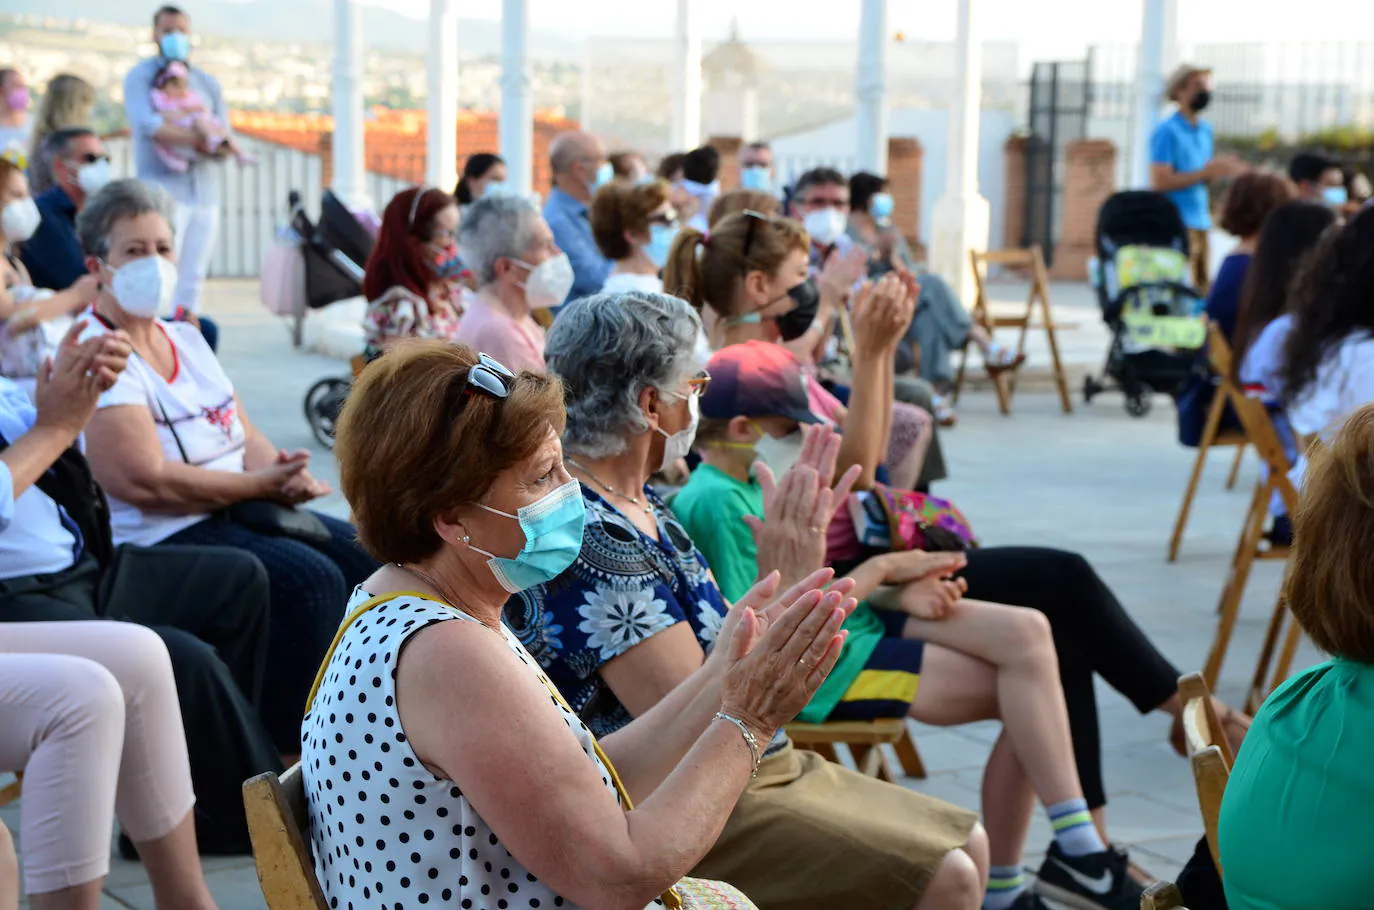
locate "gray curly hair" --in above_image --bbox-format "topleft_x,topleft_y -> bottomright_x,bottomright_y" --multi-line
76,179 -> 177,259
458,193 -> 542,284
545,291 -> 708,458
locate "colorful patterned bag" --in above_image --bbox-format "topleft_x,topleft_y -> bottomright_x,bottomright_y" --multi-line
850,484 -> 978,553
674,877 -> 758,908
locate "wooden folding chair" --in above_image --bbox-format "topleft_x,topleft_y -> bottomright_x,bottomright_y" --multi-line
1202,333 -> 1305,709
952,246 -> 1074,415
1178,672 -> 1234,871
243,763 -> 327,910
1168,327 -> 1250,562
784,718 -> 927,781
1141,881 -> 1189,909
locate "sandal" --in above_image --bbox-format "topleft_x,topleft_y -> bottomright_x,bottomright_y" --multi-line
1169,699 -> 1252,758
985,347 -> 1027,372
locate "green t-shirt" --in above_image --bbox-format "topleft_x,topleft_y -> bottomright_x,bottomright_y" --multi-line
672,463 -> 885,723
1219,657 -> 1374,910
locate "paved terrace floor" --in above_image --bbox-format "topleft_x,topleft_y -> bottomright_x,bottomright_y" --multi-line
6,279 -> 1319,908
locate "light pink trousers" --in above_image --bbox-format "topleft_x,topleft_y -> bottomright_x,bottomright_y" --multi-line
0,622 -> 195,895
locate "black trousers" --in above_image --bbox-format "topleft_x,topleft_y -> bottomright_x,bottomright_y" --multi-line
960,546 -> 1181,809
0,544 -> 284,853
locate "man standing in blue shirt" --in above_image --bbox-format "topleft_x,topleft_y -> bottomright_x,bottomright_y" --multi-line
1149,64 -> 1245,293
542,130 -> 613,304
124,4 -> 228,349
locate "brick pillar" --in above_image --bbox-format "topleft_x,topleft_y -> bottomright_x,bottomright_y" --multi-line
886,137 -> 924,253
1053,138 -> 1117,280
708,135 -> 743,191
1002,135 -> 1028,249
319,132 -> 334,191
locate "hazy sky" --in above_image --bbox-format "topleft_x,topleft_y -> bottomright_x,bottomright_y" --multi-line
363,0 -> 1372,61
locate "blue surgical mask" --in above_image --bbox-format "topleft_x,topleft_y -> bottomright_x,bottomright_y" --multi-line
469,480 -> 586,593
1322,186 -> 1349,208
870,192 -> 895,223
481,180 -> 510,198
739,166 -> 772,193
644,223 -> 678,269
590,161 -> 614,193
160,31 -> 191,62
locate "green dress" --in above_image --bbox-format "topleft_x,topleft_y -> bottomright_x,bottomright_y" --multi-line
1219,658 -> 1374,910
671,463 -> 885,723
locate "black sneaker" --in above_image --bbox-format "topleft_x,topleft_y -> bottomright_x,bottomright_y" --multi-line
1034,840 -> 1145,910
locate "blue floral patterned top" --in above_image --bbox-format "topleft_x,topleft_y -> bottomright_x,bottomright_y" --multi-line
505,483 -> 732,739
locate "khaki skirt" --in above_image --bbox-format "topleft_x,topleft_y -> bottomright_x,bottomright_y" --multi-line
691,743 -> 978,910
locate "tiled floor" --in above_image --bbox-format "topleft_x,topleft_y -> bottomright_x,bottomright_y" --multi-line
5,279 -> 1315,907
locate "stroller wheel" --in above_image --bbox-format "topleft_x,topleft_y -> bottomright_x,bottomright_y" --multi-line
1082,375 -> 1102,403
1124,388 -> 1153,418
304,377 -> 351,449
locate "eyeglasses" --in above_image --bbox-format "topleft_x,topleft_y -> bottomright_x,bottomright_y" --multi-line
68,153 -> 110,166
739,209 -> 772,263
455,352 -> 515,414
686,370 -> 712,398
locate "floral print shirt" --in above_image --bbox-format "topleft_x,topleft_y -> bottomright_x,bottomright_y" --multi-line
504,484 -> 730,739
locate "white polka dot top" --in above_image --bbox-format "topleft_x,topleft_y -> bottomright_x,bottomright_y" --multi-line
302,588 -> 665,910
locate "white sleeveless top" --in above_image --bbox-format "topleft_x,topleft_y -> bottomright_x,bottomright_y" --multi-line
302,588 -> 665,910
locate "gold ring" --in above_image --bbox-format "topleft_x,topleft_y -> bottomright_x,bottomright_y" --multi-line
809,526 -> 824,533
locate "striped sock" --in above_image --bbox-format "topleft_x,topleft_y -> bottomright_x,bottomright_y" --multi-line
983,865 -> 1027,910
1047,797 -> 1106,857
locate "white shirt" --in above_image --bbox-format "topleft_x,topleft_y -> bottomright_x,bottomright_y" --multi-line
303,590 -> 665,910
1238,313 -> 1294,397
1287,329 -> 1374,488
601,271 -> 664,295
81,318 -> 246,546
0,379 -> 78,578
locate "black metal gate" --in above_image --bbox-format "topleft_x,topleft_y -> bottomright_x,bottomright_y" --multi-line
1024,57 -> 1092,266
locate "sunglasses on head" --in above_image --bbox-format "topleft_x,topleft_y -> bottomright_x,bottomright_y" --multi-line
460,353 -> 515,408
739,209 -> 773,264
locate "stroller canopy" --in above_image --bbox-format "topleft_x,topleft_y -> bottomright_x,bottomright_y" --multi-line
1096,191 -> 1189,258
320,190 -> 376,271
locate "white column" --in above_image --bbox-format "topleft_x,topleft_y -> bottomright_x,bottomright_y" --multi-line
855,0 -> 889,175
500,0 -> 533,195
1129,0 -> 1179,188
929,0 -> 990,306
426,0 -> 459,190
580,39 -> 594,134
331,0 -> 368,210
670,0 -> 702,149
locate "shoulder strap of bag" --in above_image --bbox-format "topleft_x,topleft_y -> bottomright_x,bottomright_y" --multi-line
303,590 -> 683,909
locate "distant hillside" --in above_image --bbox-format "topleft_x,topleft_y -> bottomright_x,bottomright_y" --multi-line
6,0 -> 582,58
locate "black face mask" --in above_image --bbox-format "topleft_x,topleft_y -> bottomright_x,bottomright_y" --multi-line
775,278 -> 820,342
1191,89 -> 1212,112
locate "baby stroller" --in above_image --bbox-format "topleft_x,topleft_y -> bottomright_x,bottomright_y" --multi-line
291,190 -> 375,447
1083,190 -> 1207,417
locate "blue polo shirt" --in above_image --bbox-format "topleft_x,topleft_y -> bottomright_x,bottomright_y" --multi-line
1150,111 -> 1215,231
19,186 -> 85,293
542,187 -> 611,304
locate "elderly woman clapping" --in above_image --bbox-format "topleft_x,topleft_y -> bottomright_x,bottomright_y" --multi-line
507,291 -> 991,910
73,179 -> 377,750
309,339 -> 854,909
456,192 -> 574,371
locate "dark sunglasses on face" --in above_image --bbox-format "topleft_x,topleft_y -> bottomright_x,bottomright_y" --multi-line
68,153 -> 110,166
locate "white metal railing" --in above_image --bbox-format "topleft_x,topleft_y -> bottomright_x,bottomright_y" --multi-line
105,135 -> 417,279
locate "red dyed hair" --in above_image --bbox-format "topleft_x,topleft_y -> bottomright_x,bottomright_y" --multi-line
362,186 -> 457,305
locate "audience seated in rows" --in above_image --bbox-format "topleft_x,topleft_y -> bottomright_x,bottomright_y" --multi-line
1,621 -> 219,910
359,185 -> 463,361
456,192 -> 570,372
1205,170 -> 1295,340
591,177 -> 677,295
609,149 -> 650,183
0,148 -> 98,390
72,178 -> 376,753
310,340 -> 849,909
25,73 -> 95,197
1219,403 -> 1374,910
0,314 -> 280,855
19,128 -> 108,295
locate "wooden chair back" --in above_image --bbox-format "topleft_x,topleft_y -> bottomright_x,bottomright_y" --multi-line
953,246 -> 1073,415
242,763 -> 328,910
1141,881 -> 1188,909
1177,673 -> 1232,871
784,718 -> 926,782
1169,325 -> 1250,561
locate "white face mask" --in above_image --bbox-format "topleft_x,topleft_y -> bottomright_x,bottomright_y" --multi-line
803,208 -> 846,247
512,253 -> 575,310
753,428 -> 805,477
655,391 -> 699,471
75,158 -> 112,196
1,197 -> 40,243
108,254 -> 178,318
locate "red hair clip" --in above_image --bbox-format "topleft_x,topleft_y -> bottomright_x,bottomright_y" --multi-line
701,231 -> 712,247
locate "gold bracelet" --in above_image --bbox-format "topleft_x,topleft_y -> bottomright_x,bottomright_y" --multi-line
713,712 -> 762,777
